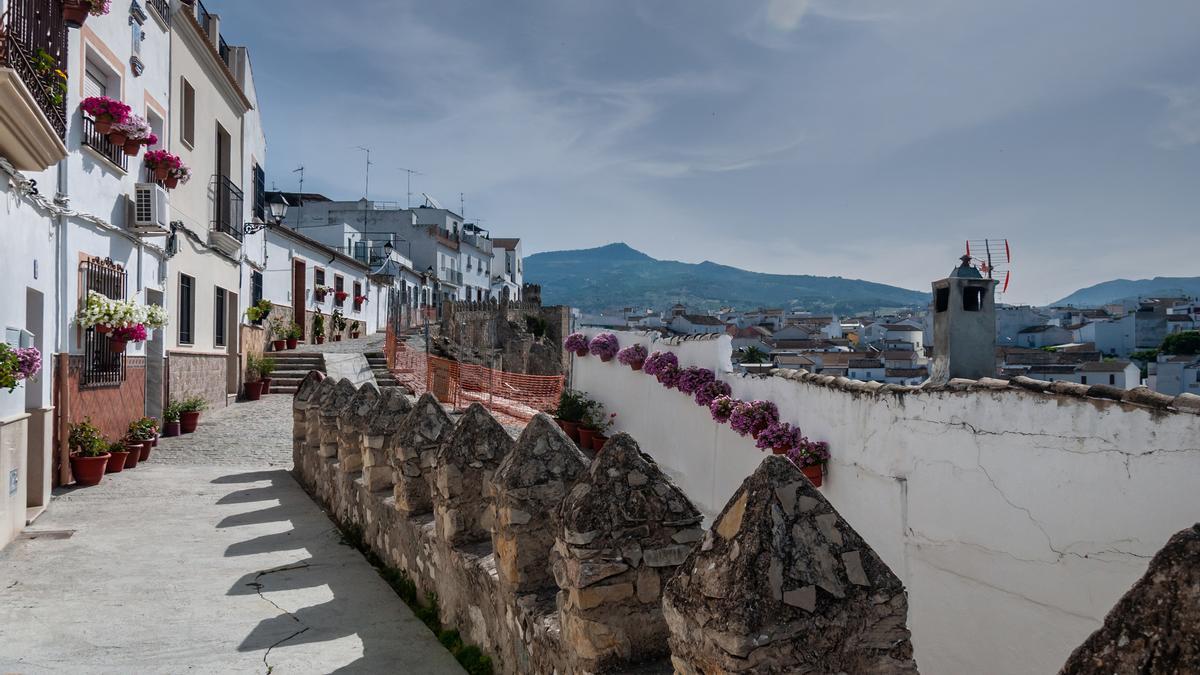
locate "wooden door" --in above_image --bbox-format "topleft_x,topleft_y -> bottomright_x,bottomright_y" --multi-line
292,259 -> 306,340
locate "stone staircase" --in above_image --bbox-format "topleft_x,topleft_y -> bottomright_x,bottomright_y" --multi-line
266,351 -> 326,395
365,352 -> 404,391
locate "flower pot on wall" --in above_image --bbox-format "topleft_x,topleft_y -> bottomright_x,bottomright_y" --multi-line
123,140 -> 142,156
574,348 -> 588,357
62,2 -> 90,29
107,131 -> 128,147
180,411 -> 200,433
630,360 -> 644,371
801,465 -> 823,488
165,176 -> 179,189
154,166 -> 169,180
70,453 -> 110,485
105,450 -> 129,473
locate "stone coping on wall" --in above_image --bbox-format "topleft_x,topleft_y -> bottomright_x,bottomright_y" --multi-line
764,368 -> 1200,416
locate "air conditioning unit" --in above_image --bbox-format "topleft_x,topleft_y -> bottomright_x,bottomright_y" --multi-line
130,183 -> 170,234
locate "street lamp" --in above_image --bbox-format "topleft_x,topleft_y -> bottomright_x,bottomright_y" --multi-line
383,240 -> 394,256
245,194 -> 289,234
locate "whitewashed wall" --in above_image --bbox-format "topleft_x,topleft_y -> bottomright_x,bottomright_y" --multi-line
573,329 -> 1200,675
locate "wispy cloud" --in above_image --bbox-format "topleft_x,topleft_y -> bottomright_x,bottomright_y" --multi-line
1147,83 -> 1200,149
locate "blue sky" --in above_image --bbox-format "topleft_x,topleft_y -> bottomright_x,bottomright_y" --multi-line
216,0 -> 1200,305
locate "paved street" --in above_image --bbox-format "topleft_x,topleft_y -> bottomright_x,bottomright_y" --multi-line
0,393 -> 463,675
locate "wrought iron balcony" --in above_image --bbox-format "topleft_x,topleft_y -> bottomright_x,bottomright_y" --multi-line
0,0 -> 69,170
438,268 -> 463,286
80,115 -> 128,171
209,174 -> 244,255
146,0 -> 170,25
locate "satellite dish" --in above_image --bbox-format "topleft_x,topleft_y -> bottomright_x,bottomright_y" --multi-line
965,239 -> 1013,296
421,193 -> 444,209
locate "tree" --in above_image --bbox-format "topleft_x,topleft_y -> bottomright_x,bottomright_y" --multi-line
1161,330 -> 1200,356
740,346 -> 769,364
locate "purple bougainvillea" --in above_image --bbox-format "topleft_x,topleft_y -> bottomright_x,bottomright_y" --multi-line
588,332 -> 620,360
728,399 -> 780,437
643,350 -> 678,376
789,439 -> 831,467
694,379 -> 732,407
676,366 -> 715,395
564,332 -> 589,353
617,344 -> 648,368
656,363 -> 682,389
709,395 -> 739,423
755,422 -> 803,452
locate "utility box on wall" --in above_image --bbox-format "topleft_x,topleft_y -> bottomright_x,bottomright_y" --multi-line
931,256 -> 998,383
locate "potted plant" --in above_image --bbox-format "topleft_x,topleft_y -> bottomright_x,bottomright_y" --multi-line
642,350 -> 679,377
334,289 -> 350,304
694,379 -> 732,407
564,332 -> 589,357
246,298 -> 273,326
244,355 -> 263,401
121,434 -> 142,468
0,344 -> 41,392
110,323 -> 148,353
331,309 -> 347,342
165,164 -> 191,190
63,0 -> 110,28
178,396 -> 207,434
354,294 -> 368,307
584,406 -> 617,451
588,333 -> 620,362
349,320 -> 361,339
269,318 -> 288,351
162,402 -> 182,437
655,363 -> 682,389
677,366 -> 716,396
104,440 -> 130,473
144,149 -> 182,181
80,95 -> 129,133
617,344 -> 648,371
258,356 -> 275,394
709,395 -> 740,424
577,396 -> 602,450
68,420 -> 109,485
110,113 -> 152,156
756,422 -> 802,456
729,400 -> 780,439
789,439 -> 830,487
286,323 -> 302,349
313,284 -> 329,302
553,389 -> 588,442
128,417 -> 158,460
311,313 -> 325,344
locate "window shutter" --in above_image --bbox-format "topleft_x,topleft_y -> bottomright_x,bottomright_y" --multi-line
84,64 -> 106,99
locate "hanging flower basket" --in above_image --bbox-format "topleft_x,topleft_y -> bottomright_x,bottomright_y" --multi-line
107,131 -> 128,147
155,166 -> 170,180
617,344 -> 648,371
165,176 -> 179,189
81,96 -> 130,133
123,139 -> 142,156
563,332 -> 589,357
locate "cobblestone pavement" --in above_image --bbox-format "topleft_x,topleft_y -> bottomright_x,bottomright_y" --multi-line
294,333 -> 386,354
0,390 -> 464,674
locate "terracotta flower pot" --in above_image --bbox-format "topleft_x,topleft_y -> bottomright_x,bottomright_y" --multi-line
333,335 -> 342,342
139,440 -> 152,461
286,338 -> 298,350
578,427 -> 597,449
106,450 -> 130,473
109,339 -> 128,353
63,1 -> 91,28
244,380 -> 263,401
557,419 -> 580,442
259,378 -> 271,395
108,131 -> 128,147
315,336 -> 325,344
600,355 -> 613,363
801,464 -> 824,488
630,360 -> 644,371
591,434 -> 608,451
93,116 -> 113,134
154,166 -> 170,180
772,446 -> 789,456
70,453 -> 110,485
95,324 -> 111,334
574,348 -> 588,357
271,339 -> 285,351
162,421 -> 181,437
180,411 -> 200,434
165,176 -> 179,189
122,443 -> 141,468
123,140 -> 142,156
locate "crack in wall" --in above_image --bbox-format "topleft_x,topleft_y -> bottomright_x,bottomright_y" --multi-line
245,562 -> 312,675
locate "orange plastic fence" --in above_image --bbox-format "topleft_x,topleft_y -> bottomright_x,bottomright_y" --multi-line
391,338 -> 563,423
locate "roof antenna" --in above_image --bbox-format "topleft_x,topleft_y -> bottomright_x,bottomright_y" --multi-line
460,192 -> 465,219
292,165 -> 304,194
398,167 -> 423,208
354,146 -> 371,199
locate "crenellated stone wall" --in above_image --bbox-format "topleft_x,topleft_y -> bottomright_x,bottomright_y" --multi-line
291,376 -> 920,674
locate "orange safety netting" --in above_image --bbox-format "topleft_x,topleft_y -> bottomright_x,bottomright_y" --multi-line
390,335 -> 563,424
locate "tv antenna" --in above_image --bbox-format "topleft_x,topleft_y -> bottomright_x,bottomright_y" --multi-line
292,165 -> 305,195
421,192 -> 444,209
397,167 -> 423,208
354,146 -> 371,199
965,239 -> 1012,296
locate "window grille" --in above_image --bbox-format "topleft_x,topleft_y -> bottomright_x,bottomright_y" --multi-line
80,258 -> 127,387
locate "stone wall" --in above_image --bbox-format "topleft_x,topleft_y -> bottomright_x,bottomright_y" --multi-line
292,375 -> 914,674
166,351 -> 228,410
438,299 -> 570,375
573,328 -> 1200,675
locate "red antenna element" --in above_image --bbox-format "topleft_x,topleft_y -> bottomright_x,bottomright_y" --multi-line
964,239 -> 1013,298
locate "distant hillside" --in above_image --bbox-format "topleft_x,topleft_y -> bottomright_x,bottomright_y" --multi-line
525,243 -> 929,313
1053,277 -> 1200,307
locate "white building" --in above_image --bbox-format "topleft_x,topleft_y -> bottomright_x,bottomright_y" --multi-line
1075,361 -> 1141,389
1076,316 -> 1136,358
491,237 -> 523,301
1149,355 -> 1200,396
1016,325 -> 1074,349
669,314 -> 726,335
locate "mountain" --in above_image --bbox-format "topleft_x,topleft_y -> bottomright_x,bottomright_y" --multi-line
1053,277 -> 1200,307
525,243 -> 929,313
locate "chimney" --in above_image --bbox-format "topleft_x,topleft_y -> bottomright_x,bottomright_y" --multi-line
930,255 -> 998,383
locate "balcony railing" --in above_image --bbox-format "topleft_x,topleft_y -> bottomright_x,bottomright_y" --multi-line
211,174 -> 244,242
146,0 -> 170,25
193,0 -> 213,33
0,0 -> 68,140
438,268 -> 463,286
80,115 -> 128,171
